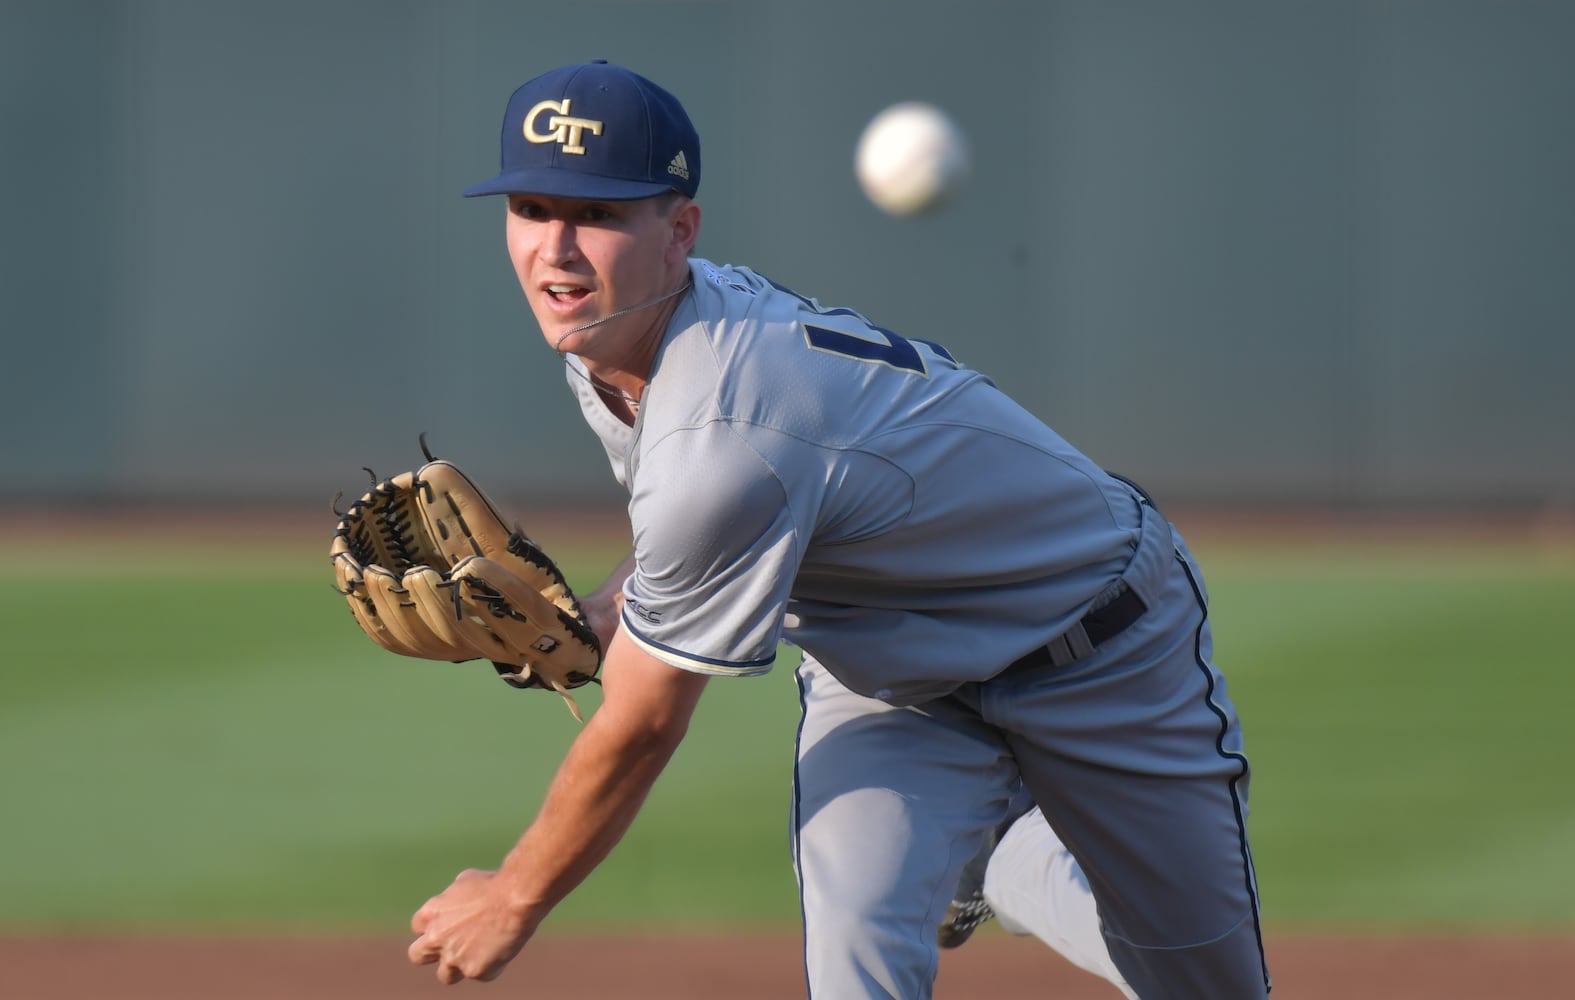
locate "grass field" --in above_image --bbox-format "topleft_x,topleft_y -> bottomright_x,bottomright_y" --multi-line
2,512 -> 1572,937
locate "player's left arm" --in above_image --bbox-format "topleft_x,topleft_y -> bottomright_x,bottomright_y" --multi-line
407,629 -> 709,984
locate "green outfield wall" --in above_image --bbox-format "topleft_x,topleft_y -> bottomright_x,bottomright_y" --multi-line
5,0 -> 1572,508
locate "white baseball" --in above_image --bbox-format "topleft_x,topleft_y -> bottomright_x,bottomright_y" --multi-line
854,101 -> 971,217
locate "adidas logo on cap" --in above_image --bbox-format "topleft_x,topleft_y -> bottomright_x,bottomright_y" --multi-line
667,150 -> 691,181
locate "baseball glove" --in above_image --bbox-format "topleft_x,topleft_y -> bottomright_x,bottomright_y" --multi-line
330,437 -> 603,721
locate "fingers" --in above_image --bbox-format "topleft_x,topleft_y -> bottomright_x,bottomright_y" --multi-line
437,960 -> 501,985
410,935 -> 479,985
408,933 -> 438,966
416,943 -> 497,986
411,899 -> 435,935
409,933 -> 470,984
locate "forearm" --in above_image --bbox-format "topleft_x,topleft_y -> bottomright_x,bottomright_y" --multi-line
490,635 -> 706,930
493,711 -> 680,925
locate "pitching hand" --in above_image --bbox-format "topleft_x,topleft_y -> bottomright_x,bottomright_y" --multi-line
408,869 -> 534,984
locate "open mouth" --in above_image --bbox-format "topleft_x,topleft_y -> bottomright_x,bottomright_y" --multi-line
546,284 -> 591,304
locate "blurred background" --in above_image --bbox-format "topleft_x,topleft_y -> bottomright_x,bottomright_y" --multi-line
2,2 -> 1573,995
5,0 -> 1571,509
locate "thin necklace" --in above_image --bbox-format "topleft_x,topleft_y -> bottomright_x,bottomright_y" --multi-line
552,278 -> 693,352
553,278 -> 692,415
591,370 -> 640,413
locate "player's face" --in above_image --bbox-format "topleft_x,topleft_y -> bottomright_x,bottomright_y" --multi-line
505,193 -> 696,360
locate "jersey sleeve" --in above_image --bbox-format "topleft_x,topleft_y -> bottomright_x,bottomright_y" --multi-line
620,421 -> 798,676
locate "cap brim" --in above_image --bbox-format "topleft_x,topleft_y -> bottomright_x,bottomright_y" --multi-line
462,169 -> 676,200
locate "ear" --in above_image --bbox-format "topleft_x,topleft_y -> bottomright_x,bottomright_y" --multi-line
666,198 -> 701,262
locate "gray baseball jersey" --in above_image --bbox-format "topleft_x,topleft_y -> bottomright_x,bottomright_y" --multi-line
567,258 -> 1142,706
565,257 -> 1268,998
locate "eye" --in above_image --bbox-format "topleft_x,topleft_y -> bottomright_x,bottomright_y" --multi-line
509,197 -> 546,219
580,204 -> 614,223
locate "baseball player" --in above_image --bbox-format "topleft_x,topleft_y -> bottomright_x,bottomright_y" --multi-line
407,60 -> 1270,999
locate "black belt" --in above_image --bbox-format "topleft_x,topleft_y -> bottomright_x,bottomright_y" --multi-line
1005,582 -> 1148,673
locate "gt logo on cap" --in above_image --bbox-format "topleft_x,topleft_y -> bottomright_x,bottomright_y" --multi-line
523,98 -> 603,155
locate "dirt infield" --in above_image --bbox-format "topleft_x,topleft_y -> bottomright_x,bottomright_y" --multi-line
2,931 -> 1570,999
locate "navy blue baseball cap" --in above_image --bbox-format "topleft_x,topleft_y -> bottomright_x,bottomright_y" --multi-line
464,60 -> 700,201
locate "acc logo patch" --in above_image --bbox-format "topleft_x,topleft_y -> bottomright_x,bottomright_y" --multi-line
625,598 -> 664,626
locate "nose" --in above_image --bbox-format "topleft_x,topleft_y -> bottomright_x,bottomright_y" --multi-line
538,218 -> 579,267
